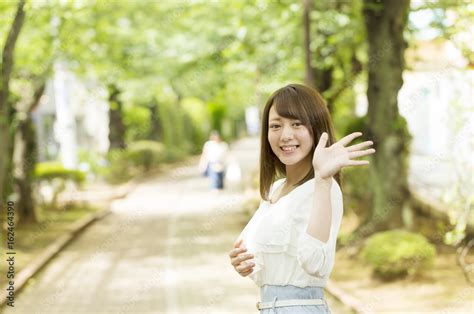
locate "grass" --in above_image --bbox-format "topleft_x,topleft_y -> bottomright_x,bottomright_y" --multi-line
332,207 -> 474,312
0,203 -> 101,278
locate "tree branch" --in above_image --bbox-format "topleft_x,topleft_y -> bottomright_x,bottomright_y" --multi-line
0,0 -> 26,110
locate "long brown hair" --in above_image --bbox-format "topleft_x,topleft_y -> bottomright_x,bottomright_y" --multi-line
259,83 -> 340,200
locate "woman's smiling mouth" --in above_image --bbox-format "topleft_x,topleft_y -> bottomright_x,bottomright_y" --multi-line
280,145 -> 300,153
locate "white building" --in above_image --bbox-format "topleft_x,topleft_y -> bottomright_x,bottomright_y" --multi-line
33,61 -> 110,169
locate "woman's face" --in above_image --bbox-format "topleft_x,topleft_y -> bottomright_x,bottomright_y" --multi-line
267,105 -> 314,166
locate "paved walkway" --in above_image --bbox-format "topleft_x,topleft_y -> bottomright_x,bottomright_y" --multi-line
3,137 -> 347,313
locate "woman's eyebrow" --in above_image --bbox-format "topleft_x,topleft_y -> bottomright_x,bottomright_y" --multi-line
269,117 -> 281,121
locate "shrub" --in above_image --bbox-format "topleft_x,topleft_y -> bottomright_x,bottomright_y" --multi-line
104,148 -> 134,183
34,162 -> 85,184
34,162 -> 86,209
163,145 -> 186,162
127,140 -> 165,170
361,229 -> 436,280
104,141 -> 165,183
77,149 -> 106,177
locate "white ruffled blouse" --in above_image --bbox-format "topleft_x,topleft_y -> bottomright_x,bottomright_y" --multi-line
236,177 -> 343,288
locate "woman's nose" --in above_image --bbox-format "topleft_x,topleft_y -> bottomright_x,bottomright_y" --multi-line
280,125 -> 294,141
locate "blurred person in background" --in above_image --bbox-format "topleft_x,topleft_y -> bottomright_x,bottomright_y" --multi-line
199,130 -> 229,190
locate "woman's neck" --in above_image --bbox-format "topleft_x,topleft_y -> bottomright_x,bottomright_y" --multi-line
285,155 -> 312,186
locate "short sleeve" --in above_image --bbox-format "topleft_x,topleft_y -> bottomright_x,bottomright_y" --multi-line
296,178 -> 343,278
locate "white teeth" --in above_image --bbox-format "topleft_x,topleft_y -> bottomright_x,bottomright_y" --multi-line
281,145 -> 297,152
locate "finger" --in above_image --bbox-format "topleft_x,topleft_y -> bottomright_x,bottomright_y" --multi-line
347,141 -> 373,152
237,264 -> 255,273
230,253 -> 254,266
339,132 -> 363,147
231,255 -> 246,267
237,253 -> 254,264
231,257 -> 241,267
348,148 -> 375,159
316,132 -> 329,150
231,253 -> 254,267
236,262 -> 255,272
233,239 -> 243,248
229,247 -> 246,259
346,160 -> 370,166
240,268 -> 253,277
229,247 -> 246,258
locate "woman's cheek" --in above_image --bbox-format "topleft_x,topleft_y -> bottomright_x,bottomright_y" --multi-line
271,143 -> 280,156
268,135 -> 279,154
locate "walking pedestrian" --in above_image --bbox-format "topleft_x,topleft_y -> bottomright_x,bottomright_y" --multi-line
199,130 -> 229,190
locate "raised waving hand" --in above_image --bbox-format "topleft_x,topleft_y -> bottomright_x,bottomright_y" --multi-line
312,132 -> 375,179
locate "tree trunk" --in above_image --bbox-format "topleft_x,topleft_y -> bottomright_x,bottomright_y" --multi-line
314,67 -> 333,111
107,84 -> 126,150
354,0 -> 411,237
303,0 -> 316,89
148,100 -> 162,141
302,0 -> 335,112
325,54 -> 363,107
14,115 -> 38,224
13,81 -> 45,225
0,0 -> 26,206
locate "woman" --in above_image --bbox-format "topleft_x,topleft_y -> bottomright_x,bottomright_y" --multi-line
228,84 -> 375,313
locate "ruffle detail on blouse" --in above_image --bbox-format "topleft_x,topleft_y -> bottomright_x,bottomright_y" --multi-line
250,181 -> 314,257
236,178 -> 316,261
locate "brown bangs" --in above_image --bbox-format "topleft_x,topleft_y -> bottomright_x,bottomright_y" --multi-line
272,87 -> 312,131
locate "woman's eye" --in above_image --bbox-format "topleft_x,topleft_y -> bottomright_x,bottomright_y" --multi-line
269,124 -> 280,129
293,122 -> 303,127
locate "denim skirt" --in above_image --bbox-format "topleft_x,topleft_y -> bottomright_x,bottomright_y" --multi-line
259,285 -> 331,314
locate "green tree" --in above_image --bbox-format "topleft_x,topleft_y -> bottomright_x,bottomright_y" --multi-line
304,0 -> 365,112
0,0 -> 26,211
354,0 -> 412,237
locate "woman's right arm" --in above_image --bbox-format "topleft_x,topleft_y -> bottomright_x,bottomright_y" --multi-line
198,143 -> 209,173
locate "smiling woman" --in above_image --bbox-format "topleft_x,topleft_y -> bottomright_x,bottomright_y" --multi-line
228,83 -> 375,313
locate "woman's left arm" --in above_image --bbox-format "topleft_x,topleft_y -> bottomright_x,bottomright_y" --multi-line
297,178 -> 343,278
306,176 -> 334,243
297,132 -> 375,278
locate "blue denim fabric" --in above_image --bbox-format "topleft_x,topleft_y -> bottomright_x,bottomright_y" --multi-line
209,169 -> 224,189
259,285 -> 330,314
208,162 -> 224,189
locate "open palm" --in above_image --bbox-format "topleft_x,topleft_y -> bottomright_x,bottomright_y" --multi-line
312,132 -> 375,179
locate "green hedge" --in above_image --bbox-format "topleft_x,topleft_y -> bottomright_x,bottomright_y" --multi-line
127,140 -> 165,170
34,162 -> 85,184
105,140 -> 168,183
361,229 -> 436,280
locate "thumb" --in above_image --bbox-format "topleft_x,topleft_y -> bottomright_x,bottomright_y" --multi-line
233,239 -> 243,248
316,132 -> 328,150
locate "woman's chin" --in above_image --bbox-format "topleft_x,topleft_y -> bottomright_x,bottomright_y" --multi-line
278,155 -> 304,166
